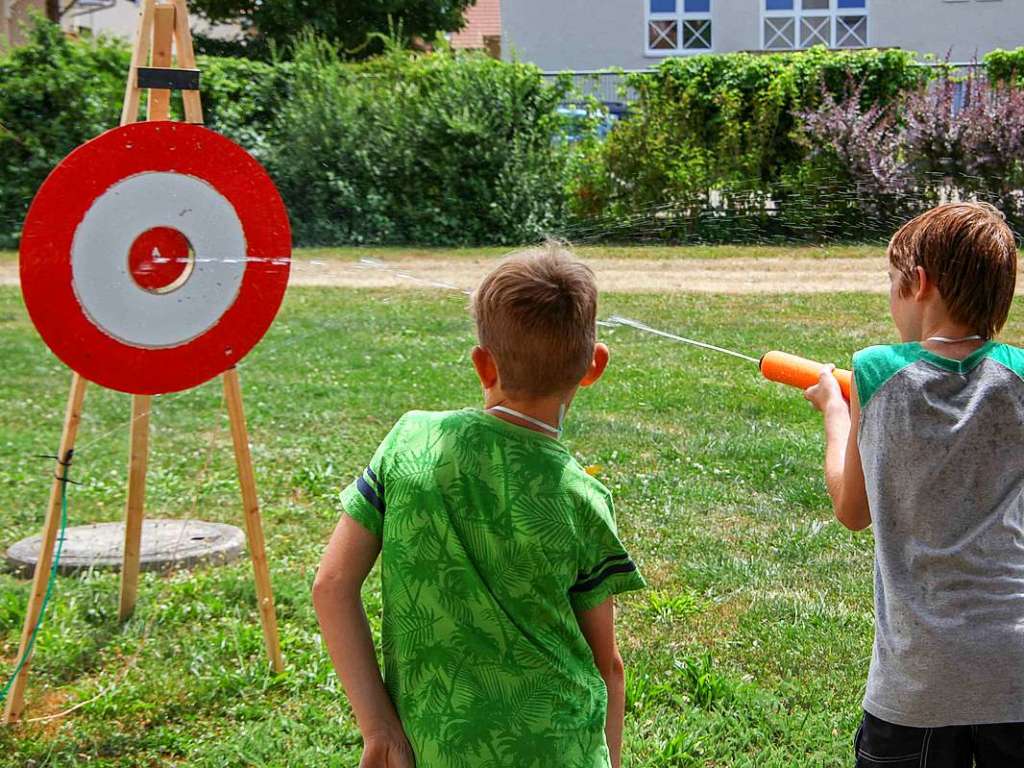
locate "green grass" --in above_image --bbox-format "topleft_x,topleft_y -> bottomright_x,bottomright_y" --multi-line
4,285 -> 1022,766
0,243 -> 886,266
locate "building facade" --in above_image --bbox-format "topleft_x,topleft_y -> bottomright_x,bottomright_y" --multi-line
501,0 -> 1024,71
1,0 -> 236,50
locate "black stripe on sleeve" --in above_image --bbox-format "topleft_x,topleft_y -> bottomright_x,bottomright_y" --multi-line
365,466 -> 384,497
576,552 -> 632,582
570,560 -> 638,594
356,476 -> 386,516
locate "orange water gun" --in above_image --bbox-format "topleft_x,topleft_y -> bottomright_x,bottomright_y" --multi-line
606,317 -> 852,400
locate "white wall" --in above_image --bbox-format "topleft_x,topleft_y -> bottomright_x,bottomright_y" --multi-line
872,0 -> 1024,61
502,0 -> 646,70
64,1 -> 140,39
501,0 -> 1023,71
500,0 -> 800,70
63,0 -> 239,43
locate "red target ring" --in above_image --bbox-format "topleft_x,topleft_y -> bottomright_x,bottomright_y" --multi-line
19,121 -> 291,395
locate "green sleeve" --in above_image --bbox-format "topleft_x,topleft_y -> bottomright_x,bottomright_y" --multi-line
988,343 -> 1024,382
852,343 -> 921,409
570,485 -> 646,613
339,415 -> 406,538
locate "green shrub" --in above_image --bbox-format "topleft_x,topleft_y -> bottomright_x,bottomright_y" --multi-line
266,38 -> 571,246
0,21 -> 287,247
0,22 -> 127,247
568,47 -> 928,242
0,23 -> 571,248
985,48 -> 1024,86
197,54 -> 293,160
5,22 -> 1020,248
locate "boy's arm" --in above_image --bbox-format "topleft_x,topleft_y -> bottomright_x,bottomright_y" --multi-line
312,515 -> 413,767
805,366 -> 871,531
576,597 -> 625,768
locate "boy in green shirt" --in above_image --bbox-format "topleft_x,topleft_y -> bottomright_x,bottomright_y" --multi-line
313,247 -> 646,768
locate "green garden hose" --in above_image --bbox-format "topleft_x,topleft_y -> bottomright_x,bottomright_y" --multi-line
0,451 -> 73,706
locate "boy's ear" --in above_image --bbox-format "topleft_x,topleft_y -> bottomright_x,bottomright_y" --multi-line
912,265 -> 931,302
472,346 -> 499,390
580,343 -> 609,388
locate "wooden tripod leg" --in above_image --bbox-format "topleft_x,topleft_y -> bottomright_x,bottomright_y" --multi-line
171,0 -> 204,124
2,374 -> 88,724
120,0 -> 155,126
147,3 -> 175,122
119,395 -> 151,622
222,368 -> 284,673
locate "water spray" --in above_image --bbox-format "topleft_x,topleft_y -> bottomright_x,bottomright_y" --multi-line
606,316 -> 852,400
353,258 -> 853,400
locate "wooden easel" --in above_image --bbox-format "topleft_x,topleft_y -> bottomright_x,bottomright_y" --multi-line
3,0 -> 283,725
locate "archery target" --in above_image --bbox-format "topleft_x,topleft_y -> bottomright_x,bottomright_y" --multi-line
20,121 -> 291,395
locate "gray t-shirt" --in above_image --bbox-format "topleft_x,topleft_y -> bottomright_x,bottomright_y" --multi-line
855,341 -> 1024,727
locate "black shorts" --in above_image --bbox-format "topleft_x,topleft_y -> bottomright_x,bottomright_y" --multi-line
855,711 -> 1024,767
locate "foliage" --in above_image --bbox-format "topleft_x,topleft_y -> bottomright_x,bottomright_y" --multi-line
188,0 -> 474,60
567,47 -> 928,242
0,22 -> 570,248
266,37 -> 571,246
0,22 -> 288,248
904,71 -> 1024,226
0,22 -> 127,247
197,54 -> 292,160
792,70 -> 1024,237
3,22 -> 1023,248
795,87 -> 919,239
985,48 -> 1024,86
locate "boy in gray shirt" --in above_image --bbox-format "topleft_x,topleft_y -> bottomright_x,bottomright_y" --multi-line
805,203 -> 1024,766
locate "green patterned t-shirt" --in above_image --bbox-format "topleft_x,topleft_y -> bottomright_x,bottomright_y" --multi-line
340,408 -> 646,768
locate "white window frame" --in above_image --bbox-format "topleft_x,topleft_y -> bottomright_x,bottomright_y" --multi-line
645,0 -> 714,58
760,0 -> 869,51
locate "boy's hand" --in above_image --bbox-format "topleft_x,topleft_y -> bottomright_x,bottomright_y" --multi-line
360,731 -> 415,768
804,365 -> 848,414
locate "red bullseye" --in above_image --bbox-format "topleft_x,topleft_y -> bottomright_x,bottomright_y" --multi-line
128,226 -> 194,293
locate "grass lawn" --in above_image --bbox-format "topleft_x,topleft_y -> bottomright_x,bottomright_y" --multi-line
0,243 -> 886,267
4,284 -> 1021,767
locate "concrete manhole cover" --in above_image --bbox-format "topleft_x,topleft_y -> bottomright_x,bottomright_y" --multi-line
5,519 -> 245,576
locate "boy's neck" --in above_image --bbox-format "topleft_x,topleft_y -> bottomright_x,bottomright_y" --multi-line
483,391 -> 572,439
916,313 -> 986,359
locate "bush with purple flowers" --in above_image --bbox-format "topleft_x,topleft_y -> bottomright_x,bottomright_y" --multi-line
800,68 -> 1024,237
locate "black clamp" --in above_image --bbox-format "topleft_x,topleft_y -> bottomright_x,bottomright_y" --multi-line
137,67 -> 201,92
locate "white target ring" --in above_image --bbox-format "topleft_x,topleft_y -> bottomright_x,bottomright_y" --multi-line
71,172 -> 247,349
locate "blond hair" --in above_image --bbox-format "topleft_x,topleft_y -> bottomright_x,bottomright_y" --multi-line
472,245 -> 598,397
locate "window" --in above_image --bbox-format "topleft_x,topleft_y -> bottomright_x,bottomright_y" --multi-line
646,0 -> 713,56
762,0 -> 868,51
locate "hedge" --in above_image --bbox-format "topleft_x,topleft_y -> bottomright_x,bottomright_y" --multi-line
0,23 -> 288,246
0,23 -> 566,248
566,48 -> 932,242
2,21 -> 1023,247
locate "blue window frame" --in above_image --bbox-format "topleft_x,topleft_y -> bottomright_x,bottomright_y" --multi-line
646,0 -> 713,55
762,0 -> 868,50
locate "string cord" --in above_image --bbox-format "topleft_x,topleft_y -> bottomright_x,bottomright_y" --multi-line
0,450 -> 74,706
